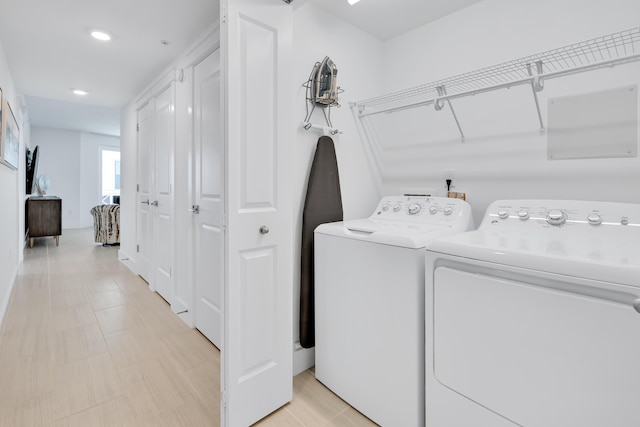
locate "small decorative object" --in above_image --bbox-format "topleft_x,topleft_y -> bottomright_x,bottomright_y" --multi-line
303,56 -> 343,130
1,98 -> 19,170
36,174 -> 50,196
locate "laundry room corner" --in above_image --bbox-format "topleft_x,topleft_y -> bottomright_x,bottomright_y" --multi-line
290,2 -> 384,373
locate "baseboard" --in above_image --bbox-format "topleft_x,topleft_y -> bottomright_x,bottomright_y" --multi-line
293,341 -> 315,375
0,265 -> 19,332
118,249 -> 137,274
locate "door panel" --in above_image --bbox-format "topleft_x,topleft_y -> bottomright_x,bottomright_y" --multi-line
194,49 -> 224,348
221,0 -> 293,425
153,86 -> 174,302
136,102 -> 153,282
434,266 -> 640,427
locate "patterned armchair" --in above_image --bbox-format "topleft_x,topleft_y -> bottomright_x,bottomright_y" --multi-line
90,204 -> 120,245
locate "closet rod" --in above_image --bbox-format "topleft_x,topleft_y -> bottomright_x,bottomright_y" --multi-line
356,51 -> 640,118
353,27 -> 640,118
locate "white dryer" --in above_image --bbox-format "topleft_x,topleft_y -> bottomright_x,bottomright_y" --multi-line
425,199 -> 640,427
315,195 -> 474,427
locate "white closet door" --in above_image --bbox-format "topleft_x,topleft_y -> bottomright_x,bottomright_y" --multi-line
136,102 -> 153,283
153,85 -> 175,302
193,49 -> 224,348
221,0 -> 294,425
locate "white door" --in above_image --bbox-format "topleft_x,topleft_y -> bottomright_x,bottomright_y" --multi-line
193,49 -> 224,348
152,85 -> 175,302
221,0 -> 294,425
136,102 -> 153,283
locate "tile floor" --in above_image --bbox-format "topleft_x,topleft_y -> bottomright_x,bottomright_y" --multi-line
0,228 -> 377,426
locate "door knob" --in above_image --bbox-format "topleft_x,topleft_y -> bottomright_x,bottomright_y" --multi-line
259,225 -> 270,235
151,201 -> 159,207
188,205 -> 200,214
141,200 -> 150,205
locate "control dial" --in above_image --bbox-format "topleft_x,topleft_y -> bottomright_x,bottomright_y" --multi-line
381,203 -> 391,211
546,209 -> 567,226
587,213 -> 602,225
429,206 -> 438,214
393,204 -> 402,212
443,206 -> 453,216
518,211 -> 530,221
498,210 -> 509,219
408,203 -> 421,215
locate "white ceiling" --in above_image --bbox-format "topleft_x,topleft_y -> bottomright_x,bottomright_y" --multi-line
0,0 -> 479,137
0,0 -> 220,137
306,0 -> 482,41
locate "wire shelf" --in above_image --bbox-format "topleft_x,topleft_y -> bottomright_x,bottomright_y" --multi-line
354,27 -> 640,117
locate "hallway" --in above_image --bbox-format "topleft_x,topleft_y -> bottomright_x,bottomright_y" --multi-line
0,229 -> 376,426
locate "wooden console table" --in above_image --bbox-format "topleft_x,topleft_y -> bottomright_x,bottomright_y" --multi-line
26,196 -> 62,248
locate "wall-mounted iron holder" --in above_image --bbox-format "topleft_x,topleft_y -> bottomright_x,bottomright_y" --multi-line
303,56 -> 344,135
352,27 -> 640,143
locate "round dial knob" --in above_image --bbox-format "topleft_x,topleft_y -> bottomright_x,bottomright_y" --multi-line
408,203 -> 421,215
546,209 -> 566,226
518,211 -> 530,221
429,206 -> 438,214
587,213 -> 602,225
393,204 -> 401,212
498,210 -> 509,219
381,203 -> 391,211
443,206 -> 453,216
621,218 -> 630,226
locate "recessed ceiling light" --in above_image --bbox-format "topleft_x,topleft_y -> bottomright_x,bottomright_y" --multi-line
91,30 -> 111,41
347,0 -> 361,4
72,89 -> 89,96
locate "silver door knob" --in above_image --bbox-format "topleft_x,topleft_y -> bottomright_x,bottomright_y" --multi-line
188,205 -> 200,214
151,201 -> 159,207
259,225 -> 270,235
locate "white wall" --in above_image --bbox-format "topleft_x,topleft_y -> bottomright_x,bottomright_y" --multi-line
291,3 -> 385,372
31,127 -> 120,228
0,40 -> 28,327
369,0 -> 640,222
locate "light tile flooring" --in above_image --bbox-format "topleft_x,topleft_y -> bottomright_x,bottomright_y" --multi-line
0,228 -> 377,426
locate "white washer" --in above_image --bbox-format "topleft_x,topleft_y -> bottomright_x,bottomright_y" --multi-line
315,195 -> 474,427
425,199 -> 640,427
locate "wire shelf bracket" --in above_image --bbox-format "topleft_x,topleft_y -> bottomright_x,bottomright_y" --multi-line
352,27 -> 640,141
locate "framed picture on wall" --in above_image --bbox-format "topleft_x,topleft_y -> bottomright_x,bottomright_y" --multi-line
1,99 -> 19,170
0,86 -> 3,159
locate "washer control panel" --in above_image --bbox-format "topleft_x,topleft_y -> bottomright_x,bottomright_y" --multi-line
373,196 -> 471,225
484,200 -> 640,228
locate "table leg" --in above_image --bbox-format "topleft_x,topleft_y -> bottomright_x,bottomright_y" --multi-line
55,236 -> 60,246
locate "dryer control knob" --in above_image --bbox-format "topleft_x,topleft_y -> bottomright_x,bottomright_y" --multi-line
408,203 -> 421,214
498,210 -> 509,219
393,204 -> 402,212
587,213 -> 602,225
547,209 -> 567,226
443,206 -> 453,216
429,206 -> 438,214
381,203 -> 391,211
518,211 -> 530,221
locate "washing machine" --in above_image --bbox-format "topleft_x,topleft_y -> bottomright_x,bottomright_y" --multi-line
425,199 -> 640,427
314,195 -> 474,427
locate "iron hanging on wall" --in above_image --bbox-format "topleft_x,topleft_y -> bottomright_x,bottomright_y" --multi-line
303,56 -> 343,132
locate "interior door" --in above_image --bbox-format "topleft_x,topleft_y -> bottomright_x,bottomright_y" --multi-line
221,0 -> 294,425
193,49 -> 224,348
152,85 -> 175,302
136,102 -> 153,283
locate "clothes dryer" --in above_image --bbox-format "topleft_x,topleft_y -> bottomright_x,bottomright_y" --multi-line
425,200 -> 640,427
314,195 -> 474,427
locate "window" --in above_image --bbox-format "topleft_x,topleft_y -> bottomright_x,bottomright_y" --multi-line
101,149 -> 121,204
